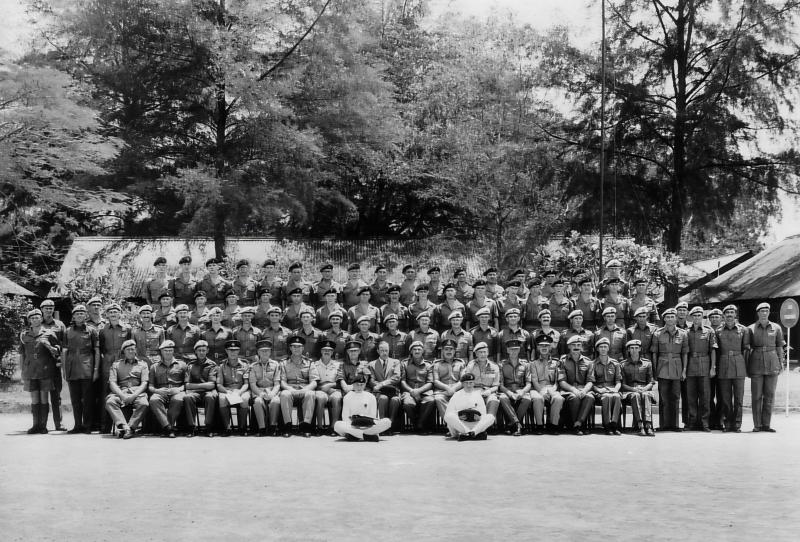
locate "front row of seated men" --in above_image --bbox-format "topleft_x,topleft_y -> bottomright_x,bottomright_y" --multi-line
103,324 -> 664,440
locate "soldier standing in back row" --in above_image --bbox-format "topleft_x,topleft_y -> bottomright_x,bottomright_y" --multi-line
651,308 -> 688,431
40,299 -> 67,431
715,305 -> 750,432
685,306 -> 717,431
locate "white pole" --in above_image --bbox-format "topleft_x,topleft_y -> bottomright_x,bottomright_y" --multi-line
787,326 -> 791,417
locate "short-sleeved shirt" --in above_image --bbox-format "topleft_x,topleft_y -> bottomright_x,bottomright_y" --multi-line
281,357 -> 319,388
381,330 -> 411,360
197,275 -> 230,307
651,327 -> 689,380
748,321 -> 785,375
185,358 -> 218,385
441,328 -> 474,361
149,359 -> 188,388
341,279 -> 369,309
293,326 -> 325,360
591,358 -> 621,388
716,324 -> 750,379
573,295 -> 601,328
248,359 -> 282,389
409,328 -> 440,361
401,358 -> 433,392
500,359 -> 529,390
347,304 -> 381,334
408,300 -> 437,323
109,357 -> 149,389
41,318 -> 67,343
170,275 -> 197,307
132,325 -> 164,365
626,324 -> 656,357
232,277 -> 258,307
465,298 -> 498,328
433,301 -> 465,332
432,358 -> 466,388
218,359 -> 249,389
497,297 -> 525,329
559,355 -> 593,387
336,359 -> 372,386
463,359 -> 500,390
629,296 -> 658,323
201,325 -> 233,362
323,328 -> 348,360
281,302 -> 313,331
261,325 -> 292,360
315,304 -> 350,332
526,357 -> 562,388
166,323 -> 201,360
314,359 -> 340,385
64,324 -> 98,380
498,327 -> 532,359
686,324 -> 718,376
593,325 -> 626,360
380,303 -> 412,332
470,325 -> 500,358
233,325 -> 262,360
350,332 -> 380,361
19,328 -> 59,381
99,323 -> 133,373
558,327 -> 594,357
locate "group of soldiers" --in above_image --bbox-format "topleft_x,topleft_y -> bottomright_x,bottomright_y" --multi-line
17,256 -> 785,441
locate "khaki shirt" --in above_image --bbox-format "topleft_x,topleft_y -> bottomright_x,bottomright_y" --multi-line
401,358 -> 433,393
686,325 -> 718,377
249,359 -> 282,389
650,326 -> 689,380
432,358 -> 466,388
715,324 -> 750,379
149,359 -> 188,388
109,357 -> 149,390
463,359 -> 500,389
281,356 -> 319,388
64,324 -> 98,380
748,321 -> 784,376
500,359 -> 529,390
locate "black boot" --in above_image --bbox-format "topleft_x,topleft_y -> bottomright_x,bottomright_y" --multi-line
39,404 -> 50,434
27,405 -> 40,434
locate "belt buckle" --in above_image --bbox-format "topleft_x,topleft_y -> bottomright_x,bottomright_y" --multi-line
728,350 -> 735,356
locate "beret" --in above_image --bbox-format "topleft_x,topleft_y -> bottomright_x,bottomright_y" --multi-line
105,303 -> 122,312
225,340 -> 241,349
552,279 -> 565,287
472,342 -> 489,353
722,304 -> 738,314
319,263 -> 333,272
235,259 -> 250,269
194,290 -> 207,299
416,311 -> 431,320
87,296 -> 103,305
472,279 -> 487,288
383,313 -> 398,323
566,335 -> 584,346
239,306 -> 256,315
288,287 -> 303,296
453,267 -> 466,276
528,278 -> 542,287
675,301 -> 689,310
174,304 -> 190,312
595,337 -> 610,348
475,306 -> 491,318
158,340 -> 175,349
632,276 -> 647,285
661,308 -> 677,318
483,267 -> 498,275
319,340 -> 337,350
194,340 -> 209,350
601,306 -> 617,316
288,262 -> 303,271
386,285 -> 401,294
605,277 -> 621,285
708,308 -> 723,316
328,310 -> 344,320
443,282 -> 457,291
509,269 -> 525,277
356,315 -> 372,325
158,292 -> 172,300
535,334 -> 553,345
205,258 -> 219,266
441,338 -> 458,349
287,336 -> 305,346
568,309 -> 583,319
409,341 -> 424,350
448,311 -> 464,320
538,309 -> 552,319
506,280 -> 521,288
543,269 -> 557,276
27,308 -> 43,318
298,307 -> 315,318
224,289 -> 237,298
345,340 -> 363,350
40,299 -> 55,308
154,256 -> 167,266
138,305 -> 153,314
688,306 -> 704,316
578,278 -> 593,286
121,339 -> 137,350
402,264 -> 414,273
626,339 -> 642,348
72,304 -> 87,314
633,307 -> 649,317
257,289 -> 272,298
323,288 -> 338,296
347,263 -> 360,271
427,266 -> 440,273
756,302 -> 771,312
207,307 -> 223,316
415,283 -> 429,292
606,259 -> 622,268
374,265 -> 387,273
262,259 -> 277,267
460,372 -> 475,382
352,374 -> 368,384
505,338 -> 523,348
504,307 -> 521,317
357,286 -> 371,296
178,256 -> 192,265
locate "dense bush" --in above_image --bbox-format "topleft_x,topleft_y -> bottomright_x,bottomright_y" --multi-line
0,295 -> 33,382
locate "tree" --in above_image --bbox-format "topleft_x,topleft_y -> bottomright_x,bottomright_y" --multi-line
542,0 -> 800,253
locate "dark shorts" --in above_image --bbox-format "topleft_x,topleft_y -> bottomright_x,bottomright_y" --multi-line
25,378 -> 54,392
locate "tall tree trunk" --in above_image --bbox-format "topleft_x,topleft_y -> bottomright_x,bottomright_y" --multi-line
667,1 -> 690,254
213,0 -> 228,261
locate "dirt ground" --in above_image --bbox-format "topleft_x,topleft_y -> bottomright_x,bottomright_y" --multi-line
1,412 -> 799,542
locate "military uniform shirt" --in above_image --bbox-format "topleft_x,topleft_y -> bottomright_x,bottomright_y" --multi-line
559,355 -> 593,387
170,275 -> 198,307
527,357 -> 562,388
166,323 -> 201,360
262,325 -> 292,360
149,359 -> 188,388
232,277 -> 258,307
591,358 -> 621,387
197,275 -> 230,307
350,332 -> 380,361
469,325 -> 499,358
133,325 -> 165,365
686,324 -> 718,376
409,328 -> 440,361
109,357 -> 149,389
248,359 -> 281,389
233,326 -> 262,359
381,330 -> 411,360
341,279 -> 369,309
650,327 -> 689,379
19,328 -> 59,381
715,324 -> 750,379
186,358 -> 218,385
441,329 -> 474,361
282,357 -> 319,388
464,359 -> 500,389
401,359 -> 433,392
573,295 -> 601,329
748,321 -> 785,375
626,324 -> 656,357
64,324 -> 98,380
622,358 -> 655,386
500,359 -> 529,390
314,359 -> 340,385
200,325 -> 232,362
218,359 -> 249,389
432,358 -> 465,387
99,323 -> 133,373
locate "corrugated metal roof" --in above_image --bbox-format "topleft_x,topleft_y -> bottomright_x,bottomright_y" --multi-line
687,251 -> 753,275
685,235 -> 800,303
0,274 -> 35,296
52,237 -> 490,299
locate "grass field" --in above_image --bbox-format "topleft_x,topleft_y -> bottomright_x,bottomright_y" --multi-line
1,411 -> 799,541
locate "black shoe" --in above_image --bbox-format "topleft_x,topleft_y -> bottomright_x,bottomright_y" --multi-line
122,428 -> 135,439
282,430 -> 291,438
457,433 -> 472,441
186,429 -> 196,438
763,427 -> 777,433
54,424 -> 67,432
67,428 -> 83,434
673,427 -> 684,432
702,427 -> 711,432
513,423 -> 523,437
220,429 -> 232,437
344,433 -> 360,441
207,431 -> 216,438
474,431 -> 488,440
721,426 -> 728,432
363,434 -> 380,442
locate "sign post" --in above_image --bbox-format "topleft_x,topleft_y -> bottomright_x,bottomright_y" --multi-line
779,299 -> 799,416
